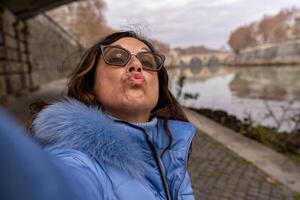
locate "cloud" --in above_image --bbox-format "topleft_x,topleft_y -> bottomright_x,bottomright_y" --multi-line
103,0 -> 300,49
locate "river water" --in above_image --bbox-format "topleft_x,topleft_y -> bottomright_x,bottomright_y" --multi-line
169,66 -> 300,132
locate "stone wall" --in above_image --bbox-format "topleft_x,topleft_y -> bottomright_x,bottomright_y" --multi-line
0,8 -> 81,104
235,39 -> 300,65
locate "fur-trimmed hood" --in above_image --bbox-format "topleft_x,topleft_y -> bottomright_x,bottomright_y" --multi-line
32,98 -> 155,179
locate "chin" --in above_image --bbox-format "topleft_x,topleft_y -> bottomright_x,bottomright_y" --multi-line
123,101 -> 151,111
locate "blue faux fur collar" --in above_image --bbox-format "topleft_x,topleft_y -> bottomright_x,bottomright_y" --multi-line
32,98 -> 156,179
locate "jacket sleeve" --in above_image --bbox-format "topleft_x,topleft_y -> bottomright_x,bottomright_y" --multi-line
0,109 -> 106,200
178,171 -> 195,200
46,147 -> 108,200
0,110 -> 80,200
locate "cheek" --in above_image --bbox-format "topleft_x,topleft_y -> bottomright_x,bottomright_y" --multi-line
149,75 -> 159,103
94,66 -> 117,100
94,67 -> 104,92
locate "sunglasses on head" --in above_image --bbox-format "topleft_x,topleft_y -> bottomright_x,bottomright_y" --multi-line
100,45 -> 165,71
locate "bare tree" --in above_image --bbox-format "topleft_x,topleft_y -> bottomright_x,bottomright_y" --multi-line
47,0 -> 114,47
263,100 -> 300,133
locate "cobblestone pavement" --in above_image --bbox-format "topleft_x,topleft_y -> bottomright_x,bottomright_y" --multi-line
188,131 -> 298,200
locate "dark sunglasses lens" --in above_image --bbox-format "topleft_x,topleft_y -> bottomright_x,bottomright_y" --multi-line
103,47 -> 129,66
138,52 -> 162,71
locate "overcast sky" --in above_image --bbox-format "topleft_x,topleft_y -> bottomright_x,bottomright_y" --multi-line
103,0 -> 300,49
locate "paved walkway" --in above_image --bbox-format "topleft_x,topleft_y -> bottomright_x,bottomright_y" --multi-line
3,79 -> 68,126
188,131 -> 296,200
3,78 -> 300,200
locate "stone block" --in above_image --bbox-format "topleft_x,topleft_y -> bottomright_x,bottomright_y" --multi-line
0,35 -> 3,44
15,21 -> 25,32
0,75 -> 7,96
22,63 -> 29,72
8,74 -> 22,93
0,46 -> 5,59
2,9 -> 16,26
1,9 -> 16,36
0,60 -> 6,73
28,54 -> 39,70
20,42 -> 26,52
5,35 -> 18,49
6,48 -> 19,61
2,22 -> 15,37
16,30 -> 26,42
6,61 -> 22,73
23,73 -> 31,88
21,52 -> 28,62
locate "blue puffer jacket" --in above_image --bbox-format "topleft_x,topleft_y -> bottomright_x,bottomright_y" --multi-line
32,99 -> 197,200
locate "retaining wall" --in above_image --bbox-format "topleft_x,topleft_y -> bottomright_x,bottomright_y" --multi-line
236,39 -> 300,65
0,8 -> 81,104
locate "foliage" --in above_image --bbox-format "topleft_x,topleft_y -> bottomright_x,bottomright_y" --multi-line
245,125 -> 289,153
191,107 -> 300,159
294,192 -> 300,200
228,25 -> 257,53
290,154 -> 300,165
175,74 -> 186,99
258,10 -> 293,43
175,74 -> 199,101
228,8 -> 300,52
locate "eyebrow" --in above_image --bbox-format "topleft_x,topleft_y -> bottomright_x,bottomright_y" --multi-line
141,47 -> 151,52
115,45 -> 151,52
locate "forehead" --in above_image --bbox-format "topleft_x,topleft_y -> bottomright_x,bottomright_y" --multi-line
110,37 -> 150,53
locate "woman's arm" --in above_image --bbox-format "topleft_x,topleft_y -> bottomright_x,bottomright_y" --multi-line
0,109 -> 104,200
46,147 -> 107,200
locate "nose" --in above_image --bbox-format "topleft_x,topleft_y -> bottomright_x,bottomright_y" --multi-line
127,55 -> 142,73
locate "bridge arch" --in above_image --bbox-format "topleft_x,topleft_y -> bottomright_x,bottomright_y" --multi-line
190,57 -> 203,73
207,56 -> 220,70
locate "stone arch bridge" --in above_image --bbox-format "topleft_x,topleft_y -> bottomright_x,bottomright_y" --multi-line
167,51 -> 231,68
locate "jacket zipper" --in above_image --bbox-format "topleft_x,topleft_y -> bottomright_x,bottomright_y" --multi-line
116,120 -> 172,200
174,128 -> 197,200
116,120 -> 196,200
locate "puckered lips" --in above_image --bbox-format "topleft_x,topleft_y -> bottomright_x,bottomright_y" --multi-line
126,72 -> 145,86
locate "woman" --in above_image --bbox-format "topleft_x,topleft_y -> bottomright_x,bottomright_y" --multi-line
31,31 -> 196,200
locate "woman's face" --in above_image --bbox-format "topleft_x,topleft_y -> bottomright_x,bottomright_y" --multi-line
94,37 -> 159,122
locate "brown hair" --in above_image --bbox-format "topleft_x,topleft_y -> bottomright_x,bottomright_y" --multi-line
30,31 -> 189,154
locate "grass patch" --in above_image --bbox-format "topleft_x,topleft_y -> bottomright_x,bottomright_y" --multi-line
294,192 -> 300,200
289,155 -> 300,165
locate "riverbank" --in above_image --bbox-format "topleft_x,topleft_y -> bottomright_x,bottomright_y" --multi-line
227,62 -> 300,67
232,38 -> 300,66
189,107 -> 300,164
